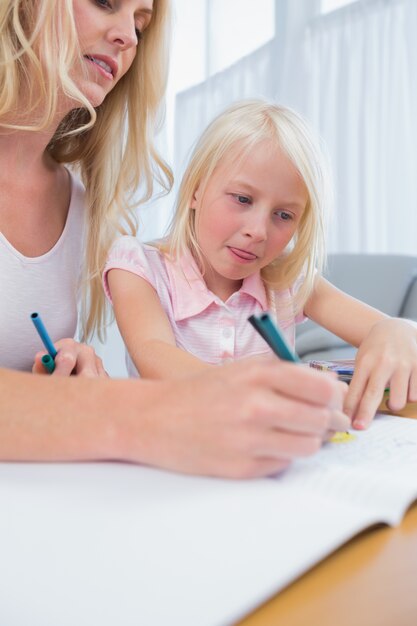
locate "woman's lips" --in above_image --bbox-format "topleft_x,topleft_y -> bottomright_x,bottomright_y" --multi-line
84,55 -> 115,81
228,246 -> 258,262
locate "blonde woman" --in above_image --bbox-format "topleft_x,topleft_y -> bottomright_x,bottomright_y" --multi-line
0,0 -> 171,373
105,100 -> 417,429
0,3 -> 349,477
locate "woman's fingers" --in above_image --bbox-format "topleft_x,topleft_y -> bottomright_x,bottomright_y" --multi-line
32,352 -> 50,375
247,357 -> 347,410
257,388 -> 350,435
253,430 -> 323,460
32,339 -> 107,378
67,344 -> 107,378
53,348 -> 78,376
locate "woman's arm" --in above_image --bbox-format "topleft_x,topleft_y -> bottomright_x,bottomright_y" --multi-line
107,268 -> 211,378
0,358 -> 349,478
305,276 -> 417,428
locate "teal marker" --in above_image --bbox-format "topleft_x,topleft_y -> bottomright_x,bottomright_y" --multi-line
248,312 -> 300,363
41,353 -> 56,374
30,312 -> 57,373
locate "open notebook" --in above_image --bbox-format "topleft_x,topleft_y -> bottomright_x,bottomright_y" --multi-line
0,414 -> 416,626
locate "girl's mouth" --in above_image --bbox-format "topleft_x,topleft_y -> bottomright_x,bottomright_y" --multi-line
228,247 -> 258,262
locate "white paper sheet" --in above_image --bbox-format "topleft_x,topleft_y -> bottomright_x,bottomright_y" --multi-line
0,414 -> 416,626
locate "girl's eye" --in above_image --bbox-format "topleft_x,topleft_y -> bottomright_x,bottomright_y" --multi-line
275,210 -> 293,221
233,194 -> 251,205
135,28 -> 143,41
95,0 -> 112,7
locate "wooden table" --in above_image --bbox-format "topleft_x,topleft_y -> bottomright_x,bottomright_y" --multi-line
238,403 -> 417,626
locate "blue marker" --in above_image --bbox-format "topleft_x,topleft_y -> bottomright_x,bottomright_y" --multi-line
30,312 -> 57,373
248,312 -> 300,363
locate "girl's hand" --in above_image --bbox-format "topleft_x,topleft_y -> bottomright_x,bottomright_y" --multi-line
32,338 -> 108,378
344,319 -> 417,429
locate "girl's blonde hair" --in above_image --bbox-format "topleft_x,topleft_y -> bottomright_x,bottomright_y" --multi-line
168,99 -> 331,313
0,0 -> 173,340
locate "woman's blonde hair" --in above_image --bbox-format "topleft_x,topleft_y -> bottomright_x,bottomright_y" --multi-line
0,0 -> 173,340
167,99 -> 331,313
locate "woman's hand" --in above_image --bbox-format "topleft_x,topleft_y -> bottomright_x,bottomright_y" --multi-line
344,318 -> 417,429
32,338 -> 107,378
119,356 -> 350,478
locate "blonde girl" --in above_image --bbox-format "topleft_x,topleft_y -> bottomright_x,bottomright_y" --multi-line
105,99 -> 417,429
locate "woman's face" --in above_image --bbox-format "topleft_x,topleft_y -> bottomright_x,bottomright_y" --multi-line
72,0 -> 154,106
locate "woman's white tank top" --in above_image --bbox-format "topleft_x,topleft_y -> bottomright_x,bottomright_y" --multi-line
0,170 -> 86,371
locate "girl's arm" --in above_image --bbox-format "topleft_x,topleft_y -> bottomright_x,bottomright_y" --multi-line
107,268 -> 211,378
305,276 -> 417,428
304,276 -> 387,346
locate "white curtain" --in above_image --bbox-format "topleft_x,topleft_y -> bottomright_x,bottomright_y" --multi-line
306,0 -> 417,253
175,0 -> 417,255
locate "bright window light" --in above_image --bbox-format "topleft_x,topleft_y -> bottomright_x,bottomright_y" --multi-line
208,0 -> 275,75
321,0 -> 359,13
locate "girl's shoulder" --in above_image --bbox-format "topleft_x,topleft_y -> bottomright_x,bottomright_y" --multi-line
107,236 -> 164,261
105,236 -> 171,282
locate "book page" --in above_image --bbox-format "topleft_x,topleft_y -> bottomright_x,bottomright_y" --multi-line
276,414 -> 417,525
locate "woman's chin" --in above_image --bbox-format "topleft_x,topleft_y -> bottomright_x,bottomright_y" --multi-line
75,80 -> 109,108
82,87 -> 107,108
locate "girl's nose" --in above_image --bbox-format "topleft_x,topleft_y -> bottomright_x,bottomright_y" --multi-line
243,217 -> 268,242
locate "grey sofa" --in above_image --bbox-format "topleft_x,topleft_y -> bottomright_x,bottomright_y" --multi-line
295,254 -> 417,362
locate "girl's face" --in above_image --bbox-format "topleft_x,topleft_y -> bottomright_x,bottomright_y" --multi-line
72,0 -> 153,106
191,140 -> 308,301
